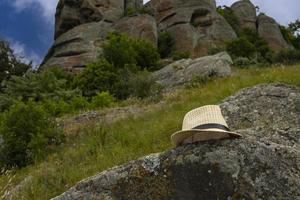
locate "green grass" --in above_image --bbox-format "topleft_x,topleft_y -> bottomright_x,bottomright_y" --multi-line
1,64 -> 300,199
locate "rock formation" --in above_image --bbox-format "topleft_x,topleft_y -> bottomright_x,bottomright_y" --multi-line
43,21 -> 113,72
52,83 -> 300,199
145,0 -> 237,57
257,14 -> 290,52
42,0 -> 291,71
231,0 -> 257,30
153,52 -> 232,88
114,14 -> 158,45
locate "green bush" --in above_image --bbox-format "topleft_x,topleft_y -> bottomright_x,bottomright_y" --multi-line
42,99 -> 72,117
0,100 -> 64,168
103,32 -> 159,70
91,92 -> 116,108
70,96 -> 90,111
132,38 -> 160,70
233,57 -> 256,68
158,32 -> 175,58
226,37 -> 256,58
239,28 -> 271,58
274,49 -> 300,63
103,32 -> 137,69
171,51 -> 191,61
1,67 -> 78,103
127,70 -> 163,99
75,59 -> 119,98
208,47 -> 226,55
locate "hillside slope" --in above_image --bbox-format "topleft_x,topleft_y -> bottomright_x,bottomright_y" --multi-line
1,65 -> 300,199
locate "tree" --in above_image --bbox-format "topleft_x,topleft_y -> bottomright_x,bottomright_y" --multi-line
0,39 -> 31,86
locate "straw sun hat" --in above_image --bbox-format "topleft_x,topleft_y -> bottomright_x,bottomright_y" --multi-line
171,105 -> 242,146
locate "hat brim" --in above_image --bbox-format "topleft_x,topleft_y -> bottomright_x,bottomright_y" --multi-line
171,129 -> 242,146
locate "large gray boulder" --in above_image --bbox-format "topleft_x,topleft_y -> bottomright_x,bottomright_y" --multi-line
52,83 -> 300,200
257,14 -> 290,52
153,52 -> 232,88
231,0 -> 257,30
55,0 -> 124,39
42,21 -> 113,72
114,14 -> 158,46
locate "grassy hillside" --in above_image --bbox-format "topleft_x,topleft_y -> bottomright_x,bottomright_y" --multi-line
1,64 -> 300,199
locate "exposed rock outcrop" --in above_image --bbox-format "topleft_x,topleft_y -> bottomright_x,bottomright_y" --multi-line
114,14 -> 158,45
257,14 -> 290,52
153,52 -> 232,88
52,83 -> 300,200
147,0 -> 237,57
55,0 -> 124,39
43,0 -> 292,71
231,0 -> 257,30
43,21 -> 113,72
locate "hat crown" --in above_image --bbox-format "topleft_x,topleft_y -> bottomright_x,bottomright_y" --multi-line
182,105 -> 228,130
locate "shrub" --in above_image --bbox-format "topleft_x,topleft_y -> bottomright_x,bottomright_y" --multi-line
0,100 -> 64,168
208,46 -> 226,55
75,59 -> 119,98
127,70 -> 163,99
1,67 -> 78,104
274,49 -> 300,63
226,37 -> 256,58
132,38 -> 160,70
113,69 -> 162,100
70,96 -> 90,111
91,92 -> 116,108
171,51 -> 191,61
103,32 -> 137,69
42,99 -> 72,117
158,32 -> 175,58
103,32 -> 159,70
233,57 -> 256,68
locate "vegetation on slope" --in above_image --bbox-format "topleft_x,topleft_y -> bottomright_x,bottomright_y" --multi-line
1,64 -> 300,199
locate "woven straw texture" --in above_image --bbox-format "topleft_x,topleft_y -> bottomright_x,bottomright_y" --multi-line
182,105 -> 228,130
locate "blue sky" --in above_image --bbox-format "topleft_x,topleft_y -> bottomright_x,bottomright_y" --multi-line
0,0 -> 299,67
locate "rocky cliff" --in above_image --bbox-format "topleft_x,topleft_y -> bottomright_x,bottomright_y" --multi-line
42,0 -> 290,71
52,83 -> 300,200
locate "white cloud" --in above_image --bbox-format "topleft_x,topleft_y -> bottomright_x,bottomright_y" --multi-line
9,39 -> 42,68
8,0 -> 59,24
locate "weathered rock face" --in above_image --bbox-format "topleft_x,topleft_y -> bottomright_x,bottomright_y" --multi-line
153,52 -> 232,88
147,0 -> 237,57
55,0 -> 124,39
231,0 -> 257,30
257,14 -> 290,52
114,14 -> 158,45
43,21 -> 113,72
52,83 -> 300,200
43,0 -> 291,70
